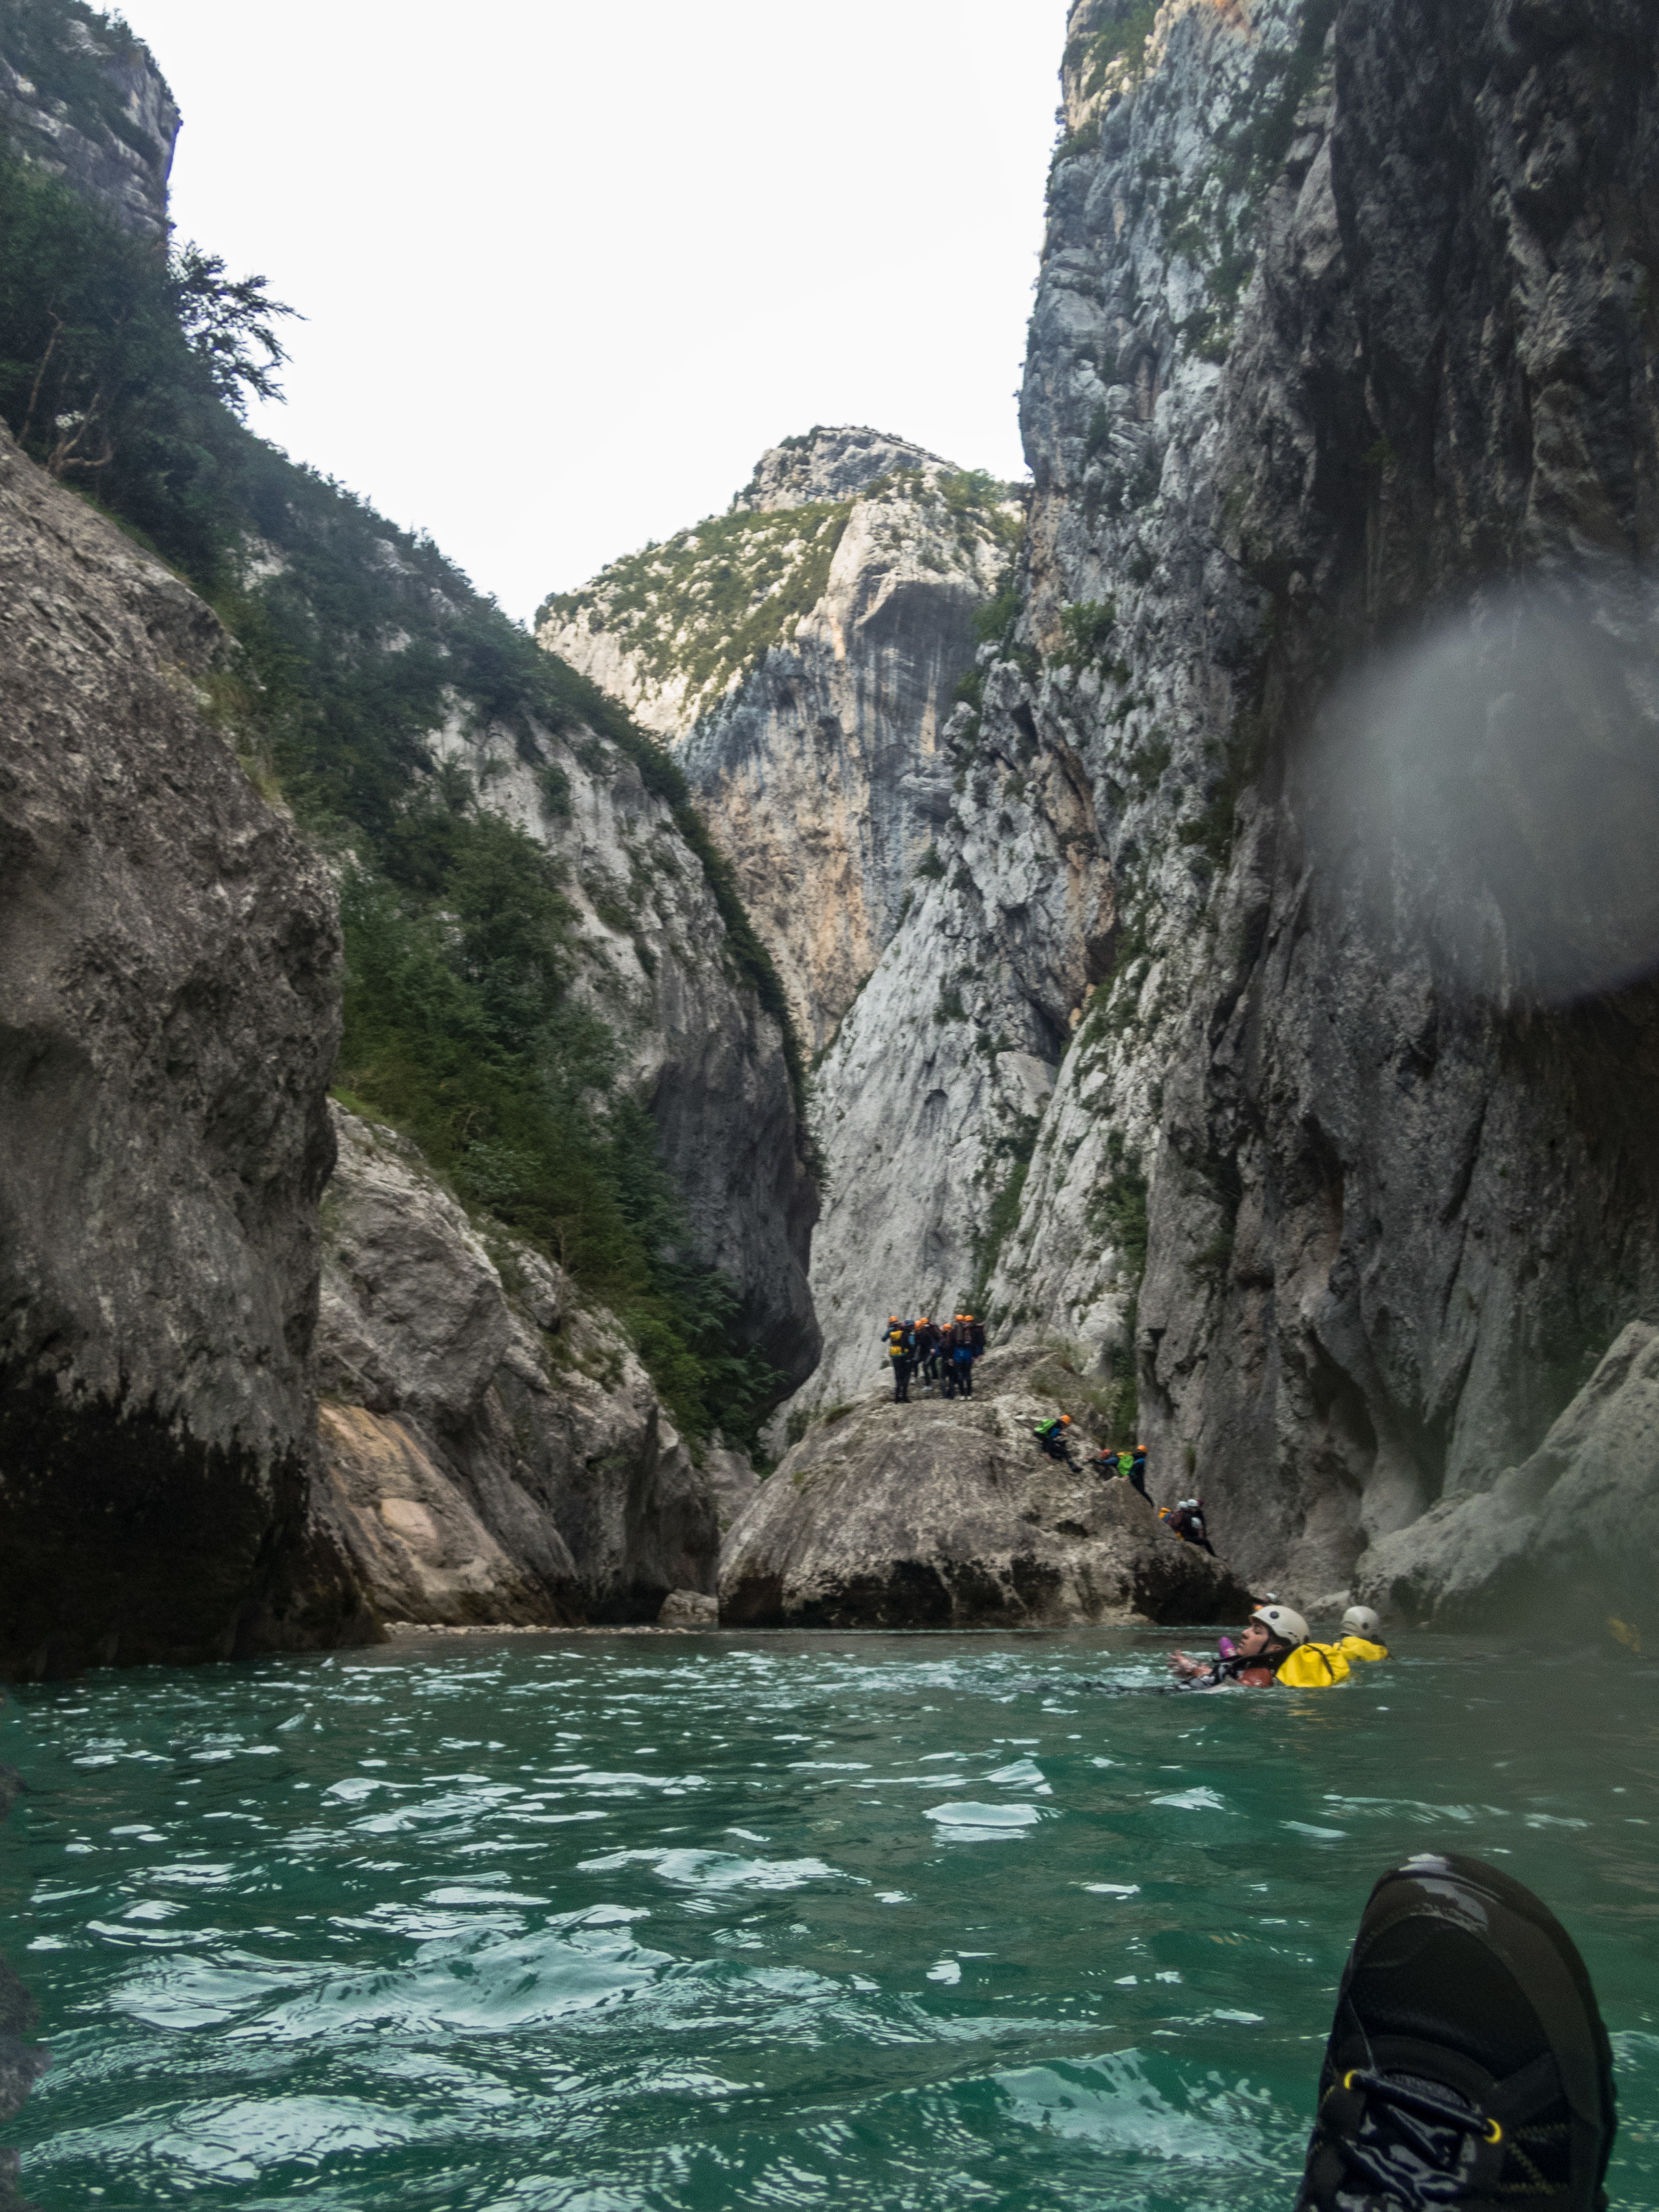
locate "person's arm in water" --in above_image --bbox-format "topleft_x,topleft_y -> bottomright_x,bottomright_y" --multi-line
1170,1619 -> 1283,1687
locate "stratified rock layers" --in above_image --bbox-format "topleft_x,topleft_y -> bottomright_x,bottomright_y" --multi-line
794,0 -> 1659,1615
0,424 -> 357,1674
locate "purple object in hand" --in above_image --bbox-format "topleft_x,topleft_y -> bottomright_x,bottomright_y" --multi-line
1217,1637 -> 1237,1659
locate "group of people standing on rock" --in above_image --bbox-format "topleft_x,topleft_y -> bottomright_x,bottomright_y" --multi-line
883,1313 -> 984,1402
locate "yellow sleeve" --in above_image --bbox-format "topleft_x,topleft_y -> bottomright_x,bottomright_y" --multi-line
1276,1643 -> 1351,1688
1339,1636 -> 1389,1662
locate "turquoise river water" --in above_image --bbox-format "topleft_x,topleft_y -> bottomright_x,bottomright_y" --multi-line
3,1628 -> 1658,2210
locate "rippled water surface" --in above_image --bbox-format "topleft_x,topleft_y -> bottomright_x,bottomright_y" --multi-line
4,1629 -> 1659,2209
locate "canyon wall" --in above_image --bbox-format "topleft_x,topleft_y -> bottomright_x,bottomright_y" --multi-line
0,0 -> 821,1663
399,677 -> 821,1397
0,0 -> 175,236
541,428 -> 1018,1051
314,1107 -> 717,1626
0,404 -> 818,1665
789,0 -> 1659,1611
0,421 -> 361,1675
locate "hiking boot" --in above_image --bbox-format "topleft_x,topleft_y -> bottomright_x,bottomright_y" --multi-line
1295,1852 -> 1616,2211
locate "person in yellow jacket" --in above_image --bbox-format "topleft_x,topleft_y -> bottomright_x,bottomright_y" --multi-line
1332,1602 -> 1389,1662
1171,1604 -> 1349,1688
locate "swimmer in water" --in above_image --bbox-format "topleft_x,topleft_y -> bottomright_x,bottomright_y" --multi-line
1170,1603 -> 1311,1686
1333,1602 -> 1390,1661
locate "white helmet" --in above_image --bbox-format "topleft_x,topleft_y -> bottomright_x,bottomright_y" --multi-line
1342,1604 -> 1382,1640
1252,1603 -> 1309,1647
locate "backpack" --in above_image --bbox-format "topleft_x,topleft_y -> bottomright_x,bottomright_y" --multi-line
1275,1642 -> 1351,1689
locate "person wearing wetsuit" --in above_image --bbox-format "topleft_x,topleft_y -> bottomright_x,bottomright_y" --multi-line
914,1317 -> 939,1386
884,1316 -> 914,1403
1035,1414 -> 1075,1464
1165,1497 -> 1216,1554
1128,1446 -> 1149,1500
953,1325 -> 974,1397
1182,1498 -> 1217,1555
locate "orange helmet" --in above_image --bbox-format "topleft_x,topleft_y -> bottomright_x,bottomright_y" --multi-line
889,1315 -> 898,1325
1060,1414 -> 1071,1425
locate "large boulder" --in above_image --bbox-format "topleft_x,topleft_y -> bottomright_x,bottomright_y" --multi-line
0,423 -> 363,1676
314,1107 -> 718,1624
1355,1321 -> 1659,1631
720,1380 -> 1253,1629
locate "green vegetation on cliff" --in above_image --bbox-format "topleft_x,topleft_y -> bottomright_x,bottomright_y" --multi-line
538,465 -> 1020,732
538,499 -> 855,726
0,142 -> 798,1450
0,0 -> 159,157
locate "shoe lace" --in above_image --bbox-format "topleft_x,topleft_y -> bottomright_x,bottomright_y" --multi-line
1316,2068 -> 1564,2204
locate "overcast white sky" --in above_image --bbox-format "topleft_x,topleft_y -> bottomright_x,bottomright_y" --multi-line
108,0 -> 1064,622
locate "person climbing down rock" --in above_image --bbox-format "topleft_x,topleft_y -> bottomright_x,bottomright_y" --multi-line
1170,1604 -> 1348,1688
1165,1497 -> 1217,1555
1334,1603 -> 1389,1661
1294,1851 -> 1615,2211
1128,1445 -> 1148,1499
1034,1413 -> 1075,1466
884,1316 -> 914,1403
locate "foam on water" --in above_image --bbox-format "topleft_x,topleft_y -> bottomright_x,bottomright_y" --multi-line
3,1630 -> 1658,2208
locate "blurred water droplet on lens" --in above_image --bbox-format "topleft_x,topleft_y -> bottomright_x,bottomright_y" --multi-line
1301,566 -> 1659,1006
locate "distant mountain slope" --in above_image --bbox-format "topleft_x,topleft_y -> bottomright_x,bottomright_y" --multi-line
540,428 -> 1021,1049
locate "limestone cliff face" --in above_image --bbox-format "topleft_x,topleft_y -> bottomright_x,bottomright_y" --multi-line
540,429 -> 1018,1050
0,5 -> 817,1664
314,1108 -> 718,1625
0,422 -> 362,1676
409,693 -> 820,1394
793,0 -> 1659,1615
0,4 -> 176,237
